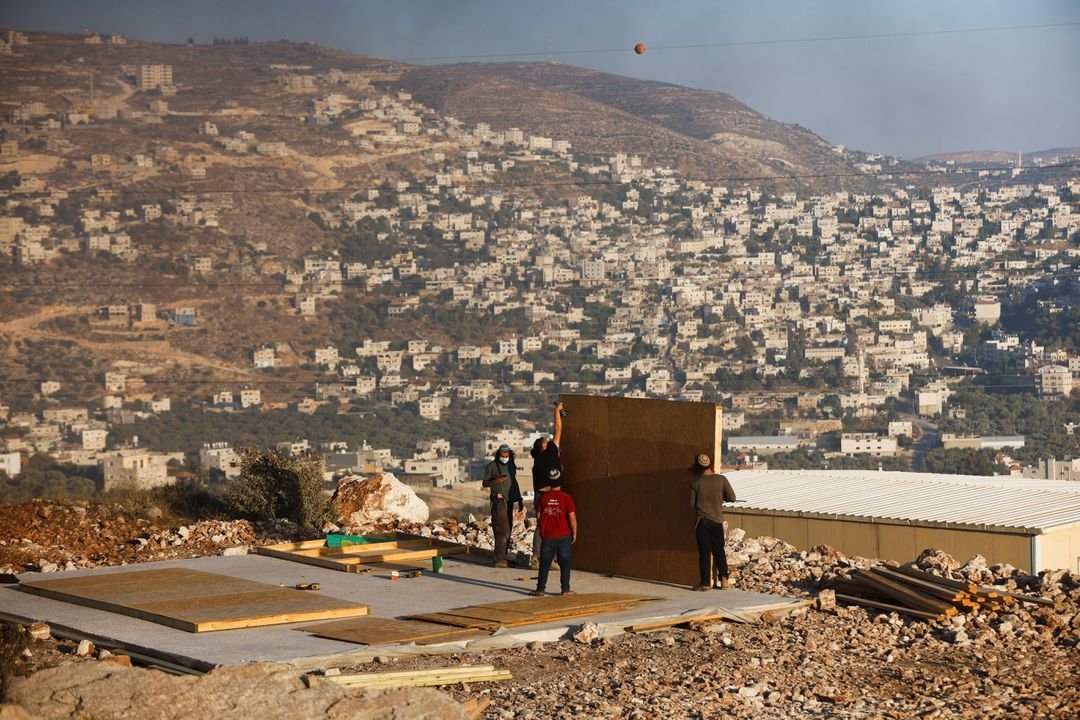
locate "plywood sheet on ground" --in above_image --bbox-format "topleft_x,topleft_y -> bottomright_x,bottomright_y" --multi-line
559,394 -> 722,586
300,616 -> 490,646
18,568 -> 370,632
407,592 -> 657,629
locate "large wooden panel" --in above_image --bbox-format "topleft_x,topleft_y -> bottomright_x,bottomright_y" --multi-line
408,592 -> 655,629
302,617 -> 489,646
559,395 -> 722,586
19,568 -> 369,632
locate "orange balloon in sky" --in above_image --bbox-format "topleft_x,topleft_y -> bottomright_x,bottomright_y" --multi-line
634,43 -> 646,55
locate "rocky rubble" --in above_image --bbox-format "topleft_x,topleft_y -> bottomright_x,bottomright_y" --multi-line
0,499 -> 312,575
2,499 -> 1078,719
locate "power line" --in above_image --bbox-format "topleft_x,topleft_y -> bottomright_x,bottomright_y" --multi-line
38,160 -> 1080,198
0,378 -> 1047,391
390,20 -> 1080,63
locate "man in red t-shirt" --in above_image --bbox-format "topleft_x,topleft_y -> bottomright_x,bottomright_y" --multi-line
530,469 -> 578,596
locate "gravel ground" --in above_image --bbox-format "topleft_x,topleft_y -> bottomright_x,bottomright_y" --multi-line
1,499 -> 1078,719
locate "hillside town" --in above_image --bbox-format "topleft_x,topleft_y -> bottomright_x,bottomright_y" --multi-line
1,32 -> 1079,496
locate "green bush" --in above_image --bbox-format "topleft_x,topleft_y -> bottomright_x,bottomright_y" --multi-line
0,622 -> 28,702
224,448 -> 330,529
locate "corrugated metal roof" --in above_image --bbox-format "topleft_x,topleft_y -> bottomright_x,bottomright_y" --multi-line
722,470 -> 1080,534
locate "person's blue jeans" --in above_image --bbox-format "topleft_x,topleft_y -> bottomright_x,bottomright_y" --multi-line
536,534 -> 572,593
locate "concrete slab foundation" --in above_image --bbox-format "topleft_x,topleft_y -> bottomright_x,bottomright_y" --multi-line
1,553 -> 808,671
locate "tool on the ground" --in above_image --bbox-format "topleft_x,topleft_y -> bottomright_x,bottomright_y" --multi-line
391,570 -> 422,580
295,582 -> 321,591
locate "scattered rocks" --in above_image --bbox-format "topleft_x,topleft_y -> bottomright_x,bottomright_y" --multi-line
75,639 -> 94,657
572,623 -> 601,644
27,623 -> 50,641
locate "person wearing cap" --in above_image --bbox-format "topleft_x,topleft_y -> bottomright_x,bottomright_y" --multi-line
530,467 -> 577,596
482,443 -> 523,567
528,401 -> 564,568
689,453 -> 737,591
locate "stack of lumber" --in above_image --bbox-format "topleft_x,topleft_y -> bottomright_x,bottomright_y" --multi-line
834,565 -> 1055,620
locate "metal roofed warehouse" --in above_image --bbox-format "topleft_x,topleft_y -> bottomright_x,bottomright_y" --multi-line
722,470 -> 1080,574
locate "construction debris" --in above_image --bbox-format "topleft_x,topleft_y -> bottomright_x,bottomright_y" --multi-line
832,563 -> 1059,621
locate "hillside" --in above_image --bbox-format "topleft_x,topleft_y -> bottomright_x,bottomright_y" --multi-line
392,62 -> 885,188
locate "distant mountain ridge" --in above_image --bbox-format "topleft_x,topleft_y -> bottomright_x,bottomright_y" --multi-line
390,62 -> 889,190
915,148 -> 1080,165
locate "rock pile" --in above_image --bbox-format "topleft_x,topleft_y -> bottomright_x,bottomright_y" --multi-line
333,473 -> 430,528
0,499 -> 309,575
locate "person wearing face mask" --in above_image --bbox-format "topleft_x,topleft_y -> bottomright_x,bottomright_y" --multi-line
481,443 -> 522,567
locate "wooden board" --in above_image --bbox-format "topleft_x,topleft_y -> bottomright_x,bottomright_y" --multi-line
255,533 -> 470,573
560,394 -> 723,586
407,592 -> 657,629
301,616 -> 490,645
19,568 -> 370,632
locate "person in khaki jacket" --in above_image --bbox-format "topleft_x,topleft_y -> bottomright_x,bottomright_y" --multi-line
689,453 -> 737,591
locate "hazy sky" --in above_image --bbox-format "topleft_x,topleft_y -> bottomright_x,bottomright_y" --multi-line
2,0 -> 1078,158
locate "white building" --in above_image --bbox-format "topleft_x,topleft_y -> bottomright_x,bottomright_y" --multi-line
100,450 -> 176,490
0,452 -> 20,477
840,433 -> 898,456
200,443 -> 241,482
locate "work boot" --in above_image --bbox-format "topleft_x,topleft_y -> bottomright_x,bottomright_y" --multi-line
719,577 -> 732,589
529,556 -> 539,570
494,561 -> 509,568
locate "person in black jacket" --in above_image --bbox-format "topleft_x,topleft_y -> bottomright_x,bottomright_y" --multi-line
481,444 -> 523,567
689,453 -> 737,590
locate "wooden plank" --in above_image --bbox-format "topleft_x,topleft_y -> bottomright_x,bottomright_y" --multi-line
326,665 -> 512,689
867,567 -> 967,602
255,546 -> 365,570
301,616 -> 490,645
893,566 -> 977,593
408,613 -> 503,630
896,567 -> 1050,607
835,593 -> 943,620
461,697 -> 491,720
627,613 -> 732,633
853,570 -> 957,615
480,592 -> 657,614
257,539 -> 329,552
19,568 -> 369,632
257,541 -> 468,570
984,588 -> 1054,607
291,539 -> 438,557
